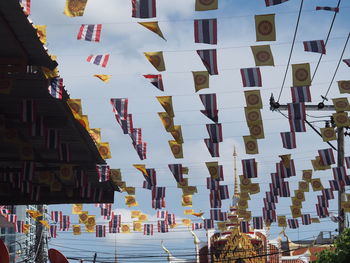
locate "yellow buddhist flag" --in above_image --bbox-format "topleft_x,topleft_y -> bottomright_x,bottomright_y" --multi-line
341,201 -> 350,212
67,99 -> 82,117
311,178 -> 324,191
85,224 -> 95,233
243,135 -> 259,154
239,175 -> 252,191
26,210 -> 42,220
121,224 -> 131,233
64,0 -> 88,17
133,164 -> 148,177
144,52 -> 165,72
239,191 -> 251,200
291,197 -> 302,208
294,190 -> 305,202
192,71 -> 209,92
312,156 -> 331,171
138,213 -> 148,222
249,183 -> 260,194
338,80 -> 350,94
251,45 -> 274,66
131,211 -> 141,218
195,0 -> 218,11
60,165 -> 73,182
298,181 -> 309,192
23,224 -> 30,234
255,14 -> 276,41
320,127 -> 337,142
34,25 -> 47,45
302,170 -> 313,182
182,219 -> 191,226
79,211 -> 88,224
72,204 -> 83,215
311,218 -> 320,223
333,112 -> 350,127
333,98 -> 350,112
182,167 -> 189,174
237,199 -> 248,210
133,221 -> 143,232
182,195 -> 193,207
168,140 -> 183,159
182,186 -> 198,195
110,169 -> 122,182
94,74 -> 111,83
170,224 -> 178,229
138,22 -> 166,40
277,216 -> 287,227
184,209 -> 194,215
125,195 -> 138,207
157,96 -> 174,117
249,121 -> 265,139
245,108 -> 261,126
73,225 -> 81,235
279,154 -> 291,168
170,125 -> 184,144
158,112 -> 175,132
192,211 -> 204,217
37,171 -> 53,185
292,63 -> 311,86
89,128 -> 101,143
206,162 -> 219,179
117,181 -> 126,188
177,178 -> 188,188
290,206 -> 302,218
39,220 -> 49,228
86,215 -> 96,226
97,142 -> 112,159
124,187 -> 136,195
217,222 -> 227,232
245,90 -> 263,109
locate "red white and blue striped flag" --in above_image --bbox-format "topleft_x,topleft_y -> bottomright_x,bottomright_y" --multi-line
194,18 -> 217,45
50,225 -> 57,238
303,40 -> 326,54
207,178 -> 220,190
19,0 -> 30,15
199,93 -> 218,122
143,74 -> 164,91
96,164 -> 111,182
301,214 -> 311,225
132,0 -> 156,18
242,158 -> 257,178
197,49 -> 218,75
152,198 -> 166,209
204,219 -> 214,230
288,219 -> 299,229
167,213 -> 176,225
253,217 -> 263,229
318,148 -> 335,166
152,187 -> 166,199
265,0 -> 289,7
290,86 -> 311,103
156,210 -> 168,219
157,220 -> 168,233
144,224 -> 154,235
60,215 -> 70,231
204,138 -> 220,157
48,78 -> 63,99
345,156 -> 350,169
206,123 -> 223,143
288,103 -> 306,120
219,185 -> 230,200
322,188 -> 334,200
77,24 -> 102,42
192,223 -> 202,230
289,119 -> 306,132
96,225 -> 106,237
240,68 -> 262,87
316,6 -> 339,12
240,221 -> 250,233
87,54 -> 110,67
51,211 -> 62,223
343,59 -> 350,67
110,98 -> 128,120
168,164 -> 184,183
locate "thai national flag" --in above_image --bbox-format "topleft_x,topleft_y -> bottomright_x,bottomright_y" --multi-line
265,0 -> 289,7
207,178 -> 220,190
143,74 -> 164,91
143,224 -> 154,235
48,78 -> 63,99
318,148 -> 335,166
288,219 -> 299,229
280,132 -> 296,149
87,54 -> 110,67
96,225 -> 106,237
197,49 -> 218,75
152,198 -> 165,209
168,164 -> 184,183
60,215 -> 70,231
194,18 -> 217,45
219,185 -> 230,200
240,68 -> 262,87
322,188 -> 334,200
50,225 -> 57,238
132,0 -> 156,18
51,211 -> 62,223
96,164 -> 111,182
316,6 -> 339,12
156,210 -> 168,219
110,98 -> 129,121
288,103 -> 306,120
317,196 -> 329,208
206,123 -> 223,143
301,214 -> 311,225
262,208 -> 276,222
19,0 -> 31,15
240,221 -> 250,233
290,86 -> 311,103
157,220 -> 168,233
77,24 -> 102,42
343,59 -> 350,67
204,138 -> 220,157
303,40 -> 326,54
289,119 -> 306,132
242,159 -> 257,178
145,168 -> 157,186
192,223 -> 203,230
166,213 -> 176,225
279,182 -> 291,197
316,204 -> 329,218
332,167 -> 350,185
204,219 -> 214,230
253,217 -> 263,229
152,187 -> 166,199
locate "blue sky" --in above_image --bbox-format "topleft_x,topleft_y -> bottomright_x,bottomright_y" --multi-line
27,0 -> 350,262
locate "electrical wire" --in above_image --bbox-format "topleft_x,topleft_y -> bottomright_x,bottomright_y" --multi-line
276,0 -> 304,102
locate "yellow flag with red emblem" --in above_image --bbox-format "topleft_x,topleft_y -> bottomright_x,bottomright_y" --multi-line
251,45 -> 274,66
320,127 -> 337,142
79,211 -> 88,224
195,0 -> 218,11
144,52 -> 165,72
243,135 -> 259,154
64,0 -> 88,17
168,140 -> 183,159
170,125 -> 184,144
255,14 -> 276,41
332,98 -> 350,112
157,96 -> 174,117
192,71 -> 209,92
94,74 -> 111,83
292,63 -> 311,86
311,178 -> 324,191
72,204 -> 83,215
182,195 -> 193,207
338,81 -> 350,94
97,142 -> 112,159
158,112 -> 175,132
277,216 -> 287,227
138,22 -> 166,40
73,225 -> 81,235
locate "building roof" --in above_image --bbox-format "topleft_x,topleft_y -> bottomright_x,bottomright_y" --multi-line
0,0 -> 117,205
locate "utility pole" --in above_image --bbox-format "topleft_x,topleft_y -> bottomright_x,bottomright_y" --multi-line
270,97 -> 346,234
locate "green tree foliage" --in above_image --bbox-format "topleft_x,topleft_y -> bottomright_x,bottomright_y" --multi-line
316,228 -> 350,263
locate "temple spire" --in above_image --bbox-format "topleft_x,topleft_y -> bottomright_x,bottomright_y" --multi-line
233,146 -> 239,198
